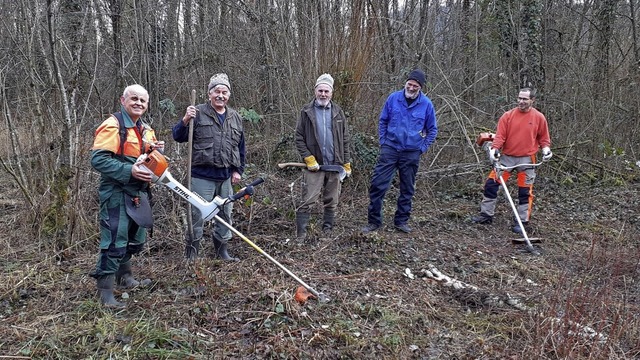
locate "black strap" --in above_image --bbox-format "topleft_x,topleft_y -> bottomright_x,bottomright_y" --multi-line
112,112 -> 127,160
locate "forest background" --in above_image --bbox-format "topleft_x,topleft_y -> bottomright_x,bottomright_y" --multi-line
1,0 -> 639,358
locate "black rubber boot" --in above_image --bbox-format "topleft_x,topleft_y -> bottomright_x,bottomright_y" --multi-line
185,238 -> 201,261
322,210 -> 335,233
213,236 -> 239,261
115,261 -> 140,288
296,212 -> 310,239
116,262 -> 151,287
96,275 -> 125,308
512,221 -> 530,235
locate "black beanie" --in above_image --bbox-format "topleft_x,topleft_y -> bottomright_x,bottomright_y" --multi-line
407,69 -> 426,87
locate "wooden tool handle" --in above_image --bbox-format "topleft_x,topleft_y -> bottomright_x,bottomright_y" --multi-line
277,162 -> 306,169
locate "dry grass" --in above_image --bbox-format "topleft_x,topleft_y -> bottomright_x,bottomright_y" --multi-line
1,161 -> 640,359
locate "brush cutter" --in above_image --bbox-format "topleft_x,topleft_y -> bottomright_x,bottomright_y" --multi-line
278,162 -> 347,182
138,149 -> 330,303
492,155 -> 545,256
475,132 -> 545,255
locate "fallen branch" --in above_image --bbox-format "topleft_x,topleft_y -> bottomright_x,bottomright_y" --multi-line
419,265 -> 608,342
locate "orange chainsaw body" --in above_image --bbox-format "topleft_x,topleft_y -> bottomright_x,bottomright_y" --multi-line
142,150 -> 169,178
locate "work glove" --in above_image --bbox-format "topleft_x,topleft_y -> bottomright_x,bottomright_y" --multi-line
489,148 -> 499,163
303,155 -> 320,171
542,147 -> 553,161
343,163 -> 352,177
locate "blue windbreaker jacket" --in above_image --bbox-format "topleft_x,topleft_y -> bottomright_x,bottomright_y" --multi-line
378,90 -> 438,153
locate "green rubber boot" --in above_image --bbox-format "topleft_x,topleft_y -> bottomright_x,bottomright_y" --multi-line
115,261 -> 140,288
96,275 -> 125,308
296,212 -> 310,239
213,236 -> 239,261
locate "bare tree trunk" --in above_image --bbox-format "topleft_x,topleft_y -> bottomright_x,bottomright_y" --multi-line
592,0 -> 619,97
496,0 -> 519,86
43,0 -> 90,252
630,0 -> 640,71
0,71 -> 29,193
110,0 -> 125,103
520,0 -> 544,91
460,0 -> 474,104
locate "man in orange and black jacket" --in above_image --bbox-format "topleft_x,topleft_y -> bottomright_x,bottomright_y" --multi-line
89,84 -> 163,308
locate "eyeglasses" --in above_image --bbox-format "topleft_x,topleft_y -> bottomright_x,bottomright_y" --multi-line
518,97 -> 531,101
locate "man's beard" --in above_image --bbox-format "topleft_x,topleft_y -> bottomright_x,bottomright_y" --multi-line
404,89 -> 419,99
316,99 -> 330,107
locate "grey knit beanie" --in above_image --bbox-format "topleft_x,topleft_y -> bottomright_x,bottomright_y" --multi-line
208,73 -> 231,92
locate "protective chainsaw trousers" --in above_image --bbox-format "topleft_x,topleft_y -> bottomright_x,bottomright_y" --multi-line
479,154 -> 536,222
91,193 -> 146,277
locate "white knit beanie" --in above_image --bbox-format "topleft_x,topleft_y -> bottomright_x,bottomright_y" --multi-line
314,73 -> 334,90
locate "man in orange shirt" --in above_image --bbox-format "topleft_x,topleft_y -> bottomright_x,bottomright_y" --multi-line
471,87 -> 552,234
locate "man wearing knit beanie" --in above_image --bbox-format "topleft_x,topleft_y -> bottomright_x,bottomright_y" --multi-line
208,73 -> 231,92
362,68 -> 438,234
294,73 -> 351,240
315,73 -> 334,90
173,72 -> 245,262
407,69 -> 426,88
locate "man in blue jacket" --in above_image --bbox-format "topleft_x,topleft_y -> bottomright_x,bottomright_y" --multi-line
362,69 -> 438,234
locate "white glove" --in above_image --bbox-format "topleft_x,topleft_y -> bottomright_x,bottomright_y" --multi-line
489,148 -> 499,162
542,147 -> 553,161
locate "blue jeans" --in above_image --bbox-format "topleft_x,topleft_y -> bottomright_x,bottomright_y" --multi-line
367,146 -> 421,226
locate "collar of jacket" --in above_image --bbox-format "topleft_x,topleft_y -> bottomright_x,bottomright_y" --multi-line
201,102 -> 226,118
120,105 -> 138,128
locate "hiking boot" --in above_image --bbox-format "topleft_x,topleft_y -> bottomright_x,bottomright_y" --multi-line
361,223 -> 380,234
394,223 -> 412,233
512,221 -> 530,235
471,213 -> 493,224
